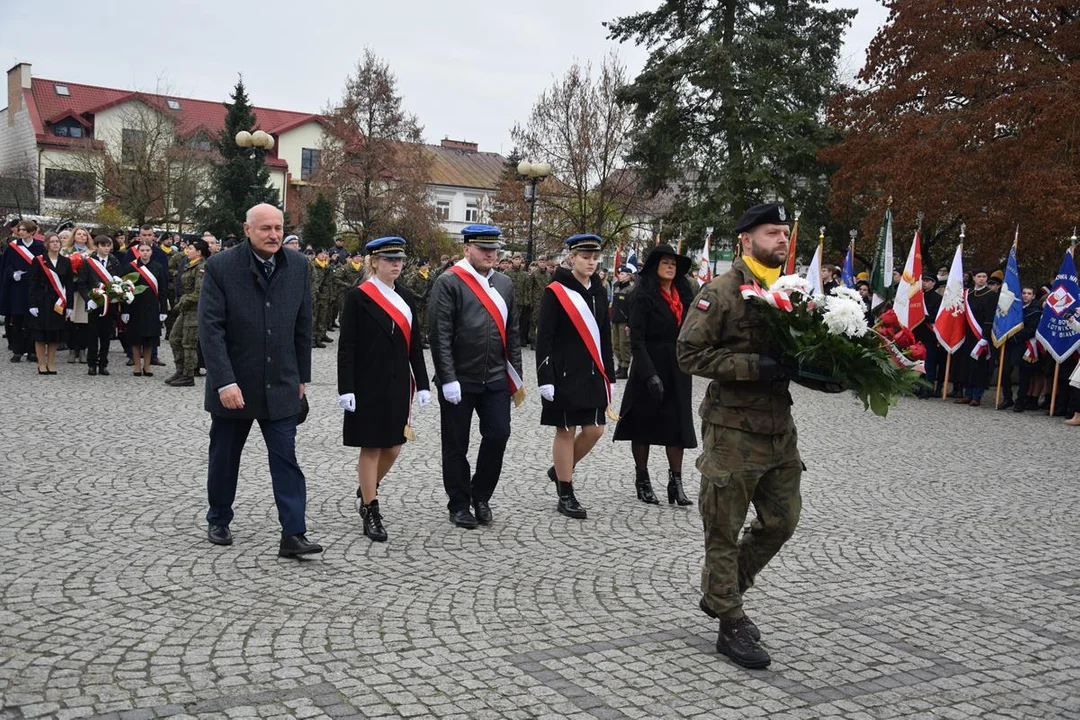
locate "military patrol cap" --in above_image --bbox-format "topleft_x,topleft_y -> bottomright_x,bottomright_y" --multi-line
366,236 -> 407,259
734,203 -> 789,233
565,233 -> 603,252
461,224 -> 504,249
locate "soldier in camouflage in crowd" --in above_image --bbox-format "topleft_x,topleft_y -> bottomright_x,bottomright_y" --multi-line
506,255 -> 534,348
310,248 -> 333,348
403,257 -> 432,347
676,203 -> 801,671
528,258 -> 550,343
166,239 -> 210,387
165,239 -> 188,337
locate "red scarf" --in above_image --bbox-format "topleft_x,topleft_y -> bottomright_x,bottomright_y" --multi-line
659,284 -> 682,324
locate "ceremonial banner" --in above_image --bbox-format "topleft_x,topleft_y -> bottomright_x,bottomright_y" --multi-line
991,231 -> 1024,347
934,245 -> 967,354
870,207 -> 894,310
804,241 -> 823,295
1035,249 -> 1080,363
893,230 -> 925,329
784,214 -> 800,276
697,228 -> 713,285
842,241 -> 856,289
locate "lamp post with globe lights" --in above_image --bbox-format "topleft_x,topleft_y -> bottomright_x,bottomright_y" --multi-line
517,160 -> 551,263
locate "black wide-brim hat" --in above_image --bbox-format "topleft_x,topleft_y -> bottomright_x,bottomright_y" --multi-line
642,244 -> 691,277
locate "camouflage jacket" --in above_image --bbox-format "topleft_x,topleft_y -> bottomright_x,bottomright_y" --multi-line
335,262 -> 365,292
676,257 -> 793,435
508,268 -> 533,306
404,269 -> 431,303
175,258 -> 205,326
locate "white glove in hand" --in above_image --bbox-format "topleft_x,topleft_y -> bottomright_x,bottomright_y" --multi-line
65,309 -> 73,320
121,314 -> 130,323
442,381 -> 462,405
338,393 -> 356,412
417,389 -> 432,408
12,271 -> 24,282
159,313 -> 168,321
609,383 -> 616,398
28,307 -> 39,317
539,384 -> 555,402
86,300 -> 98,311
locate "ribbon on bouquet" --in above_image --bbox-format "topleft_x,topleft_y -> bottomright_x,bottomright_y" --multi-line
874,329 -> 926,374
739,281 -> 794,312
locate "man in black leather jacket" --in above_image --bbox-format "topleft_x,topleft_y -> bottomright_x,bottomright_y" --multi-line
428,224 -> 524,529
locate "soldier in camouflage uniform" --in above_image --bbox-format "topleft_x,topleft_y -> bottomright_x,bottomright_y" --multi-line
676,203 -> 801,670
166,239 -> 209,386
403,257 -> 431,347
326,256 -> 348,331
506,256 -> 534,348
310,248 -> 333,348
528,260 -> 549,344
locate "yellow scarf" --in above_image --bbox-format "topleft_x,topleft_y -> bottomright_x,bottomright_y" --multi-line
314,258 -> 328,269
349,260 -> 362,271
418,269 -> 429,280
742,255 -> 782,287
161,245 -> 174,254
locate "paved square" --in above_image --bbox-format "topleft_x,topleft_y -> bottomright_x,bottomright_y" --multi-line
1,342 -> 1077,719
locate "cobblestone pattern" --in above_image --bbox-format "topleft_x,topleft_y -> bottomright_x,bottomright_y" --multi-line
1,337 -> 1078,719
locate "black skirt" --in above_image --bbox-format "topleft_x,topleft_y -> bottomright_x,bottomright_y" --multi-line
128,335 -> 161,348
33,329 -> 63,343
540,403 -> 606,428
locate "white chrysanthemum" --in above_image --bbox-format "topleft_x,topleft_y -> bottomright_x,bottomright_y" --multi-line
769,274 -> 812,295
822,295 -> 870,338
830,286 -> 863,304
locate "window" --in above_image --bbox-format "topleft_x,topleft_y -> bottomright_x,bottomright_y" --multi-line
121,128 -> 147,164
465,199 -> 480,223
44,168 -> 94,201
52,120 -> 84,138
436,200 -> 450,220
166,99 -> 181,110
54,85 -> 70,96
188,132 -> 212,152
301,148 -> 320,180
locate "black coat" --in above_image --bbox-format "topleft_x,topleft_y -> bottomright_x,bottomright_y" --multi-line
75,253 -> 123,317
0,239 -> 44,315
1006,302 -> 1043,365
27,254 -> 73,333
122,260 -> 169,340
338,281 -> 430,447
535,267 -> 615,411
614,280 -> 697,448
198,241 -> 313,421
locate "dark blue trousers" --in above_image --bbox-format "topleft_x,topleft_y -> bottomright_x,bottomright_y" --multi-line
206,414 -> 307,536
438,384 -> 511,512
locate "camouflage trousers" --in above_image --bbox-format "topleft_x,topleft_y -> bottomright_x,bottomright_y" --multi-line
314,298 -> 330,343
697,422 -> 802,619
611,322 -> 631,368
169,317 -> 199,376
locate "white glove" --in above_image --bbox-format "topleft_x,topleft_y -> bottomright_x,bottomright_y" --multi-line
609,383 -> 616,398
417,389 -> 432,408
121,314 -> 130,323
28,307 -> 39,317
539,384 -> 555,401
87,300 -> 98,311
65,309 -> 73,320
442,381 -> 462,405
159,313 -> 167,322
12,271 -> 24,282
338,393 -> 356,412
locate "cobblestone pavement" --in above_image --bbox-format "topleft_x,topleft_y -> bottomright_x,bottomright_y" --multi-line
1,337 -> 1078,720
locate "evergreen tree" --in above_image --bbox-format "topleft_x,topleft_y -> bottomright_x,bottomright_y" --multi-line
302,193 -> 336,249
197,76 -> 279,238
608,1 -> 855,240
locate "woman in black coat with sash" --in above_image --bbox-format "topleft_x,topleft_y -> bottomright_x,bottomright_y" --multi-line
337,236 -> 430,542
535,234 -> 616,520
121,241 -> 169,376
614,244 -> 697,505
27,233 -> 73,374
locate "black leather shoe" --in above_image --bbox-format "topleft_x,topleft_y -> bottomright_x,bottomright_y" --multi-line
557,481 -> 587,519
98,366 -> 110,376
473,500 -> 492,525
9,354 -> 21,363
615,367 -> 628,380
717,618 -> 770,669
997,398 -> 1014,410
166,375 -> 194,386
87,366 -> 97,376
360,500 -> 388,542
278,533 -> 323,557
449,508 -> 479,529
314,342 -> 326,349
699,598 -> 760,641
635,469 -> 659,505
207,524 -> 233,546
667,470 -> 692,506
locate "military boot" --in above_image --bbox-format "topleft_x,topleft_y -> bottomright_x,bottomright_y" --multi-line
717,617 -> 770,669
360,499 -> 387,542
556,481 -> 587,519
163,370 -> 181,384
166,374 -> 194,387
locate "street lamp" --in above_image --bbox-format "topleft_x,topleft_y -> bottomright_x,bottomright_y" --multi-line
235,129 -> 274,158
518,160 -> 552,263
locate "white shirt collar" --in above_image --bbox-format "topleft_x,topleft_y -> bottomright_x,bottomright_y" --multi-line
456,257 -> 493,281
371,275 -> 395,294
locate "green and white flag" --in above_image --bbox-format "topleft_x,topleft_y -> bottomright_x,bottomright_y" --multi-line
870,206 -> 894,310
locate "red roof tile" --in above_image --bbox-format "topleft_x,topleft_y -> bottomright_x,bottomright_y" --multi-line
424,143 -> 506,190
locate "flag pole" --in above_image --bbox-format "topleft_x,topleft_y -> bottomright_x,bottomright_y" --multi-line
994,346 -> 1006,408
942,355 -> 951,400
1050,364 -> 1061,416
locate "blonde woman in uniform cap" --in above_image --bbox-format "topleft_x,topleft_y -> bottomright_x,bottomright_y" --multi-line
337,236 -> 431,542
535,234 -> 616,519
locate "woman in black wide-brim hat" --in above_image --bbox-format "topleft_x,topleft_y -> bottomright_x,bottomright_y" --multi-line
613,243 -> 697,505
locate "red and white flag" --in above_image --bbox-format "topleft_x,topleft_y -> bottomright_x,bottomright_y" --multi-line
933,244 -> 966,354
894,230 -> 926,329
697,228 -> 713,285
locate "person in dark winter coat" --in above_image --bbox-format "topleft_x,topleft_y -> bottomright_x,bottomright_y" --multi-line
1,218 -> 44,362
75,235 -> 123,376
535,234 -> 616,520
613,244 -> 697,506
121,241 -> 169,376
27,233 -> 72,373
337,236 -> 431,542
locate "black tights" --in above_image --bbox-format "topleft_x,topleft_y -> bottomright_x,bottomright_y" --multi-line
631,443 -> 684,473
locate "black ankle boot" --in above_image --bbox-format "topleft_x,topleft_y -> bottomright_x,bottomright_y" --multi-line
634,469 -> 659,505
667,470 -> 692,506
360,499 -> 387,542
557,481 -> 587,519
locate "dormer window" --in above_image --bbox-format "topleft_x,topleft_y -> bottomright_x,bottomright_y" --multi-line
166,99 -> 181,110
52,118 -> 84,138
54,85 -> 70,96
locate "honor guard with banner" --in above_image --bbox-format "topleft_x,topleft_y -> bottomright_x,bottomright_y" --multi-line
428,224 -> 525,529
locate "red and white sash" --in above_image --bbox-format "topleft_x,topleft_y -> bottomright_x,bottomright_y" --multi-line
37,256 -> 67,313
87,256 -> 115,313
964,290 -> 989,359
1023,338 -> 1041,363
448,262 -> 525,404
130,260 -> 158,297
359,279 -> 418,441
548,281 -> 613,405
9,241 -> 35,266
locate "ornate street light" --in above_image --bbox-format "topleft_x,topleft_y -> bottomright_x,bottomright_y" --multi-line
517,160 -> 552,263
235,129 -> 274,158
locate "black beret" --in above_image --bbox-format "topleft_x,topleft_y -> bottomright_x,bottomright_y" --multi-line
921,272 -> 936,282
734,203 -> 790,233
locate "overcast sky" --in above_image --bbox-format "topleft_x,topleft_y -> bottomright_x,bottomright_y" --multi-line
1,0 -> 888,156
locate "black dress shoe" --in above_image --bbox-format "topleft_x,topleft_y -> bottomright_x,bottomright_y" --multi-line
699,598 -> 761,641
717,618 -> 771,669
449,508 -> 479,529
557,481 -> 587,519
278,533 -> 323,557
473,500 -> 493,525
207,524 -> 233,546
87,366 -> 98,376
314,342 -> 326,348
997,399 -> 1014,410
9,354 -> 21,363
98,366 -> 110,376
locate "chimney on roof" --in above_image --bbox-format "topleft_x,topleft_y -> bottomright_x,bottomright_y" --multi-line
7,63 -> 31,128
441,138 -> 477,153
